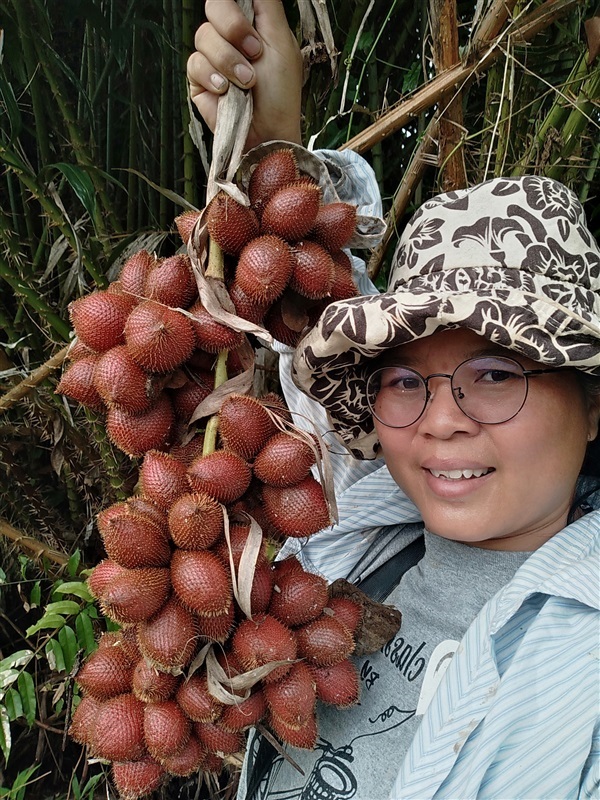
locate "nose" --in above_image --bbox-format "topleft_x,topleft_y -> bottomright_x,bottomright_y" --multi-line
416,376 -> 479,438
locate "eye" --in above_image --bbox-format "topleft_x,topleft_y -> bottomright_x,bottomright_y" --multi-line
466,357 -> 524,385
480,369 -> 515,383
380,368 -> 422,391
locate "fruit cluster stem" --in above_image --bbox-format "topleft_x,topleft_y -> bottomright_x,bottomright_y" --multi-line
202,349 -> 229,457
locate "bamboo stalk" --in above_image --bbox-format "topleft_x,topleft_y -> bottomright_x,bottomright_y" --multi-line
0,517 -> 70,567
0,346 -> 69,412
468,0 -> 520,54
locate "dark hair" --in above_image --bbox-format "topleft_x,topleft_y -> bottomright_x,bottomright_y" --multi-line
580,373 -> 600,478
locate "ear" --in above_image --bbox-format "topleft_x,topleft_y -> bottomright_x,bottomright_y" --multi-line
587,396 -> 600,442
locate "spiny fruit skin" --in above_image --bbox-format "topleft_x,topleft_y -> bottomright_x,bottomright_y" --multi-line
261,182 -> 321,242
207,191 -> 260,255
269,570 -> 329,627
137,598 -> 200,672
263,300 -> 304,347
171,373 -> 214,421
324,597 -> 362,636
235,235 -> 293,305
56,355 -> 105,411
261,476 -> 331,538
68,695 -> 103,746
296,614 -> 354,667
169,433 -> 205,466
175,673 -> 224,723
69,291 -> 136,353
309,659 -> 360,708
171,549 -> 233,616
98,567 -> 171,624
215,522 -> 268,570
66,339 -> 96,361
195,603 -> 235,643
168,491 -> 224,550
143,700 -> 191,761
175,210 -> 202,245
187,450 -> 252,504
289,241 -> 335,300
90,693 -> 146,762
219,688 -> 267,732
269,709 -> 318,750
231,613 -> 297,684
188,301 -> 244,354
132,659 -> 179,703
124,300 -> 195,373
145,254 -> 197,309
228,281 -> 268,325
309,202 -> 357,251
119,250 -> 154,297
264,662 -> 317,730
87,559 -> 127,599
75,643 -> 134,700
112,757 -> 165,800
93,345 -> 154,414
253,432 -> 316,487
218,394 -> 277,459
125,495 -> 167,530
194,721 -> 243,756
106,393 -> 175,457
248,149 -> 298,210
160,734 -> 207,776
139,450 -> 189,509
97,503 -> 171,569
329,258 -> 359,301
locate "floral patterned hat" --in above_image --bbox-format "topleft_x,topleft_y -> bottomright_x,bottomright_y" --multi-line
292,176 -> 600,459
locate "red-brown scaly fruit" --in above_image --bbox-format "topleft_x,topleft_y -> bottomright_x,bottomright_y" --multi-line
263,300 -> 304,347
269,570 -> 328,627
289,241 -> 335,299
137,597 -> 200,672
98,567 -> 171,624
65,339 -> 96,361
169,433 -> 205,466
228,281 -> 269,325
175,673 -> 224,723
75,642 -> 134,700
124,300 -> 195,373
231,613 -> 297,683
207,191 -> 260,255
68,291 -> 136,353
264,662 -> 316,730
188,300 -> 244,354
56,355 -> 105,411
171,373 -> 214,421
262,476 -> 331,538
248,149 -> 298,211
324,597 -> 362,636
194,721 -> 243,756
125,495 -> 167,529
309,202 -> 357,251
139,450 -> 189,509
235,235 -> 293,305
187,450 -> 251,503
93,345 -> 154,414
160,735 -> 207,776
106,393 -> 175,457
171,549 -> 232,616
120,626 -> 144,664
143,700 -> 191,761
254,432 -> 316,487
146,254 -> 197,309
168,491 -> 223,550
97,503 -> 171,569
112,758 -> 165,800
218,394 -> 277,459
329,258 -> 359,302
246,560 -> 275,616
132,659 -> 179,703
195,603 -> 235,643
175,210 -> 201,245
269,709 -> 318,749
309,659 -> 360,707
90,693 -> 146,761
261,183 -> 321,242
87,559 -> 127,599
273,556 -> 305,581
68,695 -> 102,746
215,522 -> 268,570
119,250 -> 154,298
219,688 -> 267,732
296,615 -> 354,667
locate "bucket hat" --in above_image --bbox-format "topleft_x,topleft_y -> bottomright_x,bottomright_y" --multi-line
292,176 -> 600,459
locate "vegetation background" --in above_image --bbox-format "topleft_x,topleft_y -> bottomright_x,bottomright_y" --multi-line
0,0 -> 598,797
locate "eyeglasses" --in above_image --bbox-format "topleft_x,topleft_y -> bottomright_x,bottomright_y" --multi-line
366,356 -> 567,428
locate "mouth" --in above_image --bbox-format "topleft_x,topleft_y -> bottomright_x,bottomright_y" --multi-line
427,467 -> 494,481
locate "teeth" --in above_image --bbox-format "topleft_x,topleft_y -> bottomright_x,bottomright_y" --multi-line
429,468 -> 490,480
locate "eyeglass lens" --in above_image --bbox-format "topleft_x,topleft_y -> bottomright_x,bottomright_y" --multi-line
367,356 -> 529,427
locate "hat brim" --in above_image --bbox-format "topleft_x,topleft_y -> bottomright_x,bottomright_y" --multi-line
292,268 -> 600,459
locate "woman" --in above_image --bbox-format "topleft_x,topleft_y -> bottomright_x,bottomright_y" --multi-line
189,3 -> 600,798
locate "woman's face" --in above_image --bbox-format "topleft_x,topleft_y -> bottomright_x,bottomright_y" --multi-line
373,328 -> 599,551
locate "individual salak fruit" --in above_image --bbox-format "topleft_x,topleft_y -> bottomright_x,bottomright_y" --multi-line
125,495 -> 167,529
132,659 -> 179,703
269,569 -> 328,627
324,596 -> 363,636
309,202 -> 357,251
87,559 -> 127,599
195,603 -> 235,643
215,522 -> 269,570
261,182 -> 321,242
296,614 -> 354,667
228,281 -> 269,325
268,708 -> 317,750
219,688 -> 267,732
160,734 -> 207,776
56,354 -> 105,411
139,450 -> 189,509
119,250 -> 154,298
248,148 -> 298,211
207,191 -> 259,255
143,700 -> 191,761
111,757 -> 165,800
93,345 -> 155,414
231,613 -> 297,683
175,673 -> 224,723
235,235 -> 293,305
171,372 -> 214,421
97,503 -> 171,569
168,491 -> 224,550
124,300 -> 195,373
261,476 -> 331,538
75,643 -> 134,700
174,210 -> 202,245
218,394 -> 278,459
187,450 -> 252,504
263,299 -> 304,347
169,433 -> 205,466
65,338 -> 97,361
106,393 -> 175,457
188,301 -> 244,354
68,695 -> 102,746
309,659 -> 360,708
289,241 -> 335,300
329,256 -> 359,302
90,693 -> 146,762
68,291 -> 136,353
146,254 -> 197,309
194,721 -> 243,756
137,597 -> 200,672
245,560 -> 275,616
264,662 -> 316,730
98,567 -> 171,624
253,432 -> 316,487
171,549 -> 232,616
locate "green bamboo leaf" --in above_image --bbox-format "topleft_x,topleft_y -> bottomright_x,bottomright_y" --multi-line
45,600 -> 81,616
49,163 -> 97,220
58,626 -> 78,673
123,168 -> 198,210
17,671 -> 36,726
53,581 -> 93,603
9,764 -> 39,799
75,611 -> 96,656
0,704 -> 11,763
0,650 -> 34,672
25,613 -> 66,637
0,669 -> 21,691
45,638 -> 66,673
4,686 -> 23,721
67,550 -> 81,578
30,581 -> 41,608
0,72 -> 21,142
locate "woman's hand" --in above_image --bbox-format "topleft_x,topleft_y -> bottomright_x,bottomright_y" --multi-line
188,0 -> 303,151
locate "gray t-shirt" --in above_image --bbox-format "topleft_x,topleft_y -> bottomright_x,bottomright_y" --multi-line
241,531 -> 530,800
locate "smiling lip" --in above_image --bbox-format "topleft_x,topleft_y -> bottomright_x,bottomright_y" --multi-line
422,465 -> 495,498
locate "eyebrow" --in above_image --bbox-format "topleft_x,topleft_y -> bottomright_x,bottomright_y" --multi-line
374,345 -> 514,368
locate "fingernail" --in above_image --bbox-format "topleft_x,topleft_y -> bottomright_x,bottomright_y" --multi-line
234,63 -> 254,85
242,35 -> 261,58
210,73 -> 227,91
